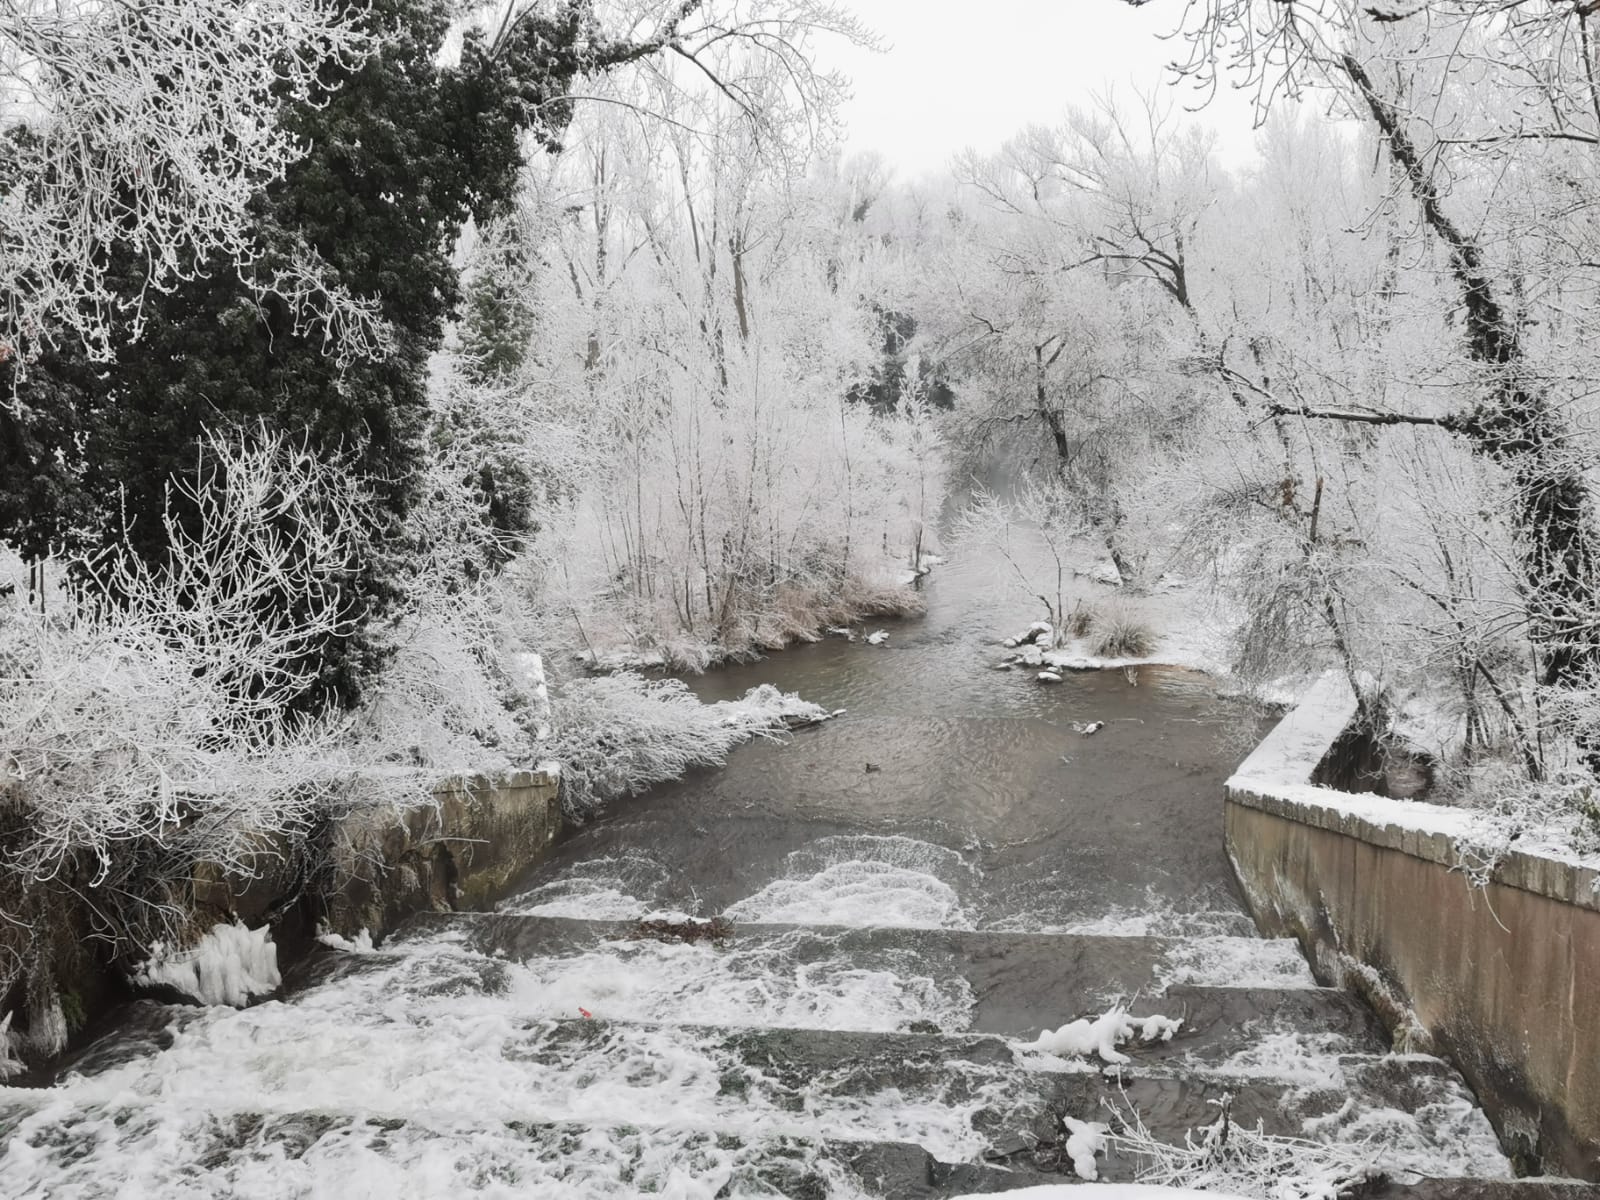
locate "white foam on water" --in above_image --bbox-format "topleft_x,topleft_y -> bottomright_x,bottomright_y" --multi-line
1302,1063 -> 1514,1181
495,934 -> 976,1032
3,920 -> 1514,1192
727,861 -> 966,928
774,835 -> 973,878
999,906 -> 1256,939
0,922 -> 1001,1196
29,1008 -> 1000,1161
1199,1029 -> 1352,1089
0,1099 -> 877,1199
500,854 -> 678,921
514,885 -> 659,921
1156,937 -> 1318,990
725,835 -> 974,929
979,879 -> 1258,939
1199,1027 -> 1513,1179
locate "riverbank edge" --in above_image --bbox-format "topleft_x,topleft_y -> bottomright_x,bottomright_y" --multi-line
574,579 -> 929,674
1225,674 -> 1600,1178
6,768 -> 564,1078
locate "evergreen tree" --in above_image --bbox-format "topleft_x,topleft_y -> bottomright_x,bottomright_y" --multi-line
0,0 -> 657,702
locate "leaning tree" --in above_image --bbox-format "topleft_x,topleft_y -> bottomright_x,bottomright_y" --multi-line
1128,0 -> 1600,714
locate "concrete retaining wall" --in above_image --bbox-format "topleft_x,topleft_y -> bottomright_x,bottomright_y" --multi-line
324,768 -> 564,939
5,767 -> 563,1071
1226,677 -> 1600,1177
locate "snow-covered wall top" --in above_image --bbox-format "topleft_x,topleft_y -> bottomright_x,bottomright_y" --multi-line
1227,675 -> 1600,914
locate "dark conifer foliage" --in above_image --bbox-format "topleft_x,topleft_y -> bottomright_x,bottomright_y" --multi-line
0,0 -> 627,703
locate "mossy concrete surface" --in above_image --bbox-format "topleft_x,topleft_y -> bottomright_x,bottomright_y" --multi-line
325,769 -> 563,938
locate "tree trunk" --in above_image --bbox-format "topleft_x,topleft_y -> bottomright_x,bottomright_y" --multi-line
1343,53 -> 1598,691
1036,345 -> 1071,462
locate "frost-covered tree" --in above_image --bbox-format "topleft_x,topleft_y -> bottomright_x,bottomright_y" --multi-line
4,0 -> 846,702
914,95 -> 1223,582
1132,0 -> 1600,726
480,13 -> 938,668
0,0 -> 373,369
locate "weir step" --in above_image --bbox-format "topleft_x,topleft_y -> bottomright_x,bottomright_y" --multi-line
0,1101 -> 1573,1199
385,911 -> 1317,1034
29,968 -> 1505,1182
0,911 -> 1557,1189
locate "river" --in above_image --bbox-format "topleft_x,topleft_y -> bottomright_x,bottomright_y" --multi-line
0,532 -> 1519,1196
513,532 -> 1264,937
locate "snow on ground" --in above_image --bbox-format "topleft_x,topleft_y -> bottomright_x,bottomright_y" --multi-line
951,1188 -> 1250,1199
992,568 -> 1237,678
133,922 -> 281,1007
897,552 -> 946,587
710,682 -> 834,729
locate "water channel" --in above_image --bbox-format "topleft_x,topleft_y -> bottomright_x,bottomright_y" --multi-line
0,534 -> 1517,1196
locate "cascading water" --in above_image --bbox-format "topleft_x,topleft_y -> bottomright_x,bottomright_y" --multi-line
0,531 -> 1521,1196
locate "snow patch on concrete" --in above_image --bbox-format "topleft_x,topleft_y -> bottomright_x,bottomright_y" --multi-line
1019,1005 -> 1181,1066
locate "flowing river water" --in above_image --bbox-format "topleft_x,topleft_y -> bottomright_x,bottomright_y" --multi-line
0,534 -> 1520,1196
518,540 -> 1264,937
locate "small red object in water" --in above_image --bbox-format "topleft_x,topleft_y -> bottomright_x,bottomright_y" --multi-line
579,1007 -> 593,1019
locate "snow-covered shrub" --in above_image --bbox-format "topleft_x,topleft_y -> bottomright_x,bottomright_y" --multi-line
0,430 -> 365,909
542,673 -> 822,819
1452,764 -> 1600,884
0,425 -> 416,1018
345,601 -> 531,782
1089,602 -> 1155,659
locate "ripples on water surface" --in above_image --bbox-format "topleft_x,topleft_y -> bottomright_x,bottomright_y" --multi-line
512,530 -> 1266,934
19,535 -> 1466,1200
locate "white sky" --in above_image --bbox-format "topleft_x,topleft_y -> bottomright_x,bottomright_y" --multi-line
819,1 -> 1264,179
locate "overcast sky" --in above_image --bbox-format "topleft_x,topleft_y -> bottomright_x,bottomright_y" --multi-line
819,1 -> 1263,179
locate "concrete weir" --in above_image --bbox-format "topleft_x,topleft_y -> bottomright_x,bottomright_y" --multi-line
1,767 -> 564,1072
323,768 -> 565,940
1226,676 -> 1600,1177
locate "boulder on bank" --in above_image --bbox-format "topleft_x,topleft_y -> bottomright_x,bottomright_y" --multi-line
1002,621 -> 1054,649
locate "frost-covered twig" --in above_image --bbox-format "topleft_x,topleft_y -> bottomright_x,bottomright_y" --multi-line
2,0 -> 374,372
1109,1092 -> 1382,1199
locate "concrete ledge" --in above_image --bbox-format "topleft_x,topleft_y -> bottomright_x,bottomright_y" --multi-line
1230,677 -> 1600,913
3,766 -> 565,1072
1226,675 -> 1600,1178
323,767 -> 563,939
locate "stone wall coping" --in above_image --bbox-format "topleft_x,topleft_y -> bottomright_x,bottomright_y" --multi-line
1226,674 -> 1600,914
430,765 -> 562,797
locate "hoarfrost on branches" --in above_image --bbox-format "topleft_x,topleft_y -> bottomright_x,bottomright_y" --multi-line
1,0 -> 376,370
